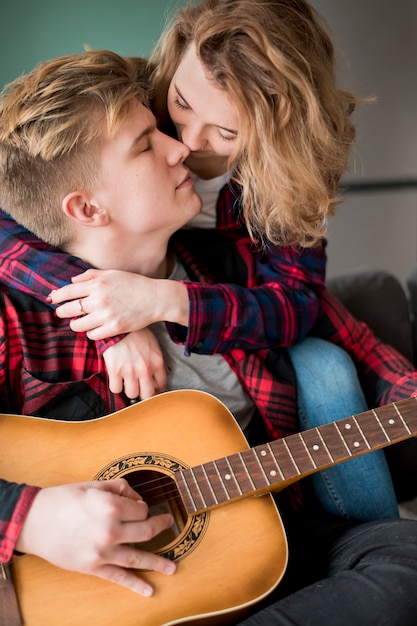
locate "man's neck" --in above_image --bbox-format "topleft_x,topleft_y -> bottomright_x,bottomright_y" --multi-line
65,236 -> 172,279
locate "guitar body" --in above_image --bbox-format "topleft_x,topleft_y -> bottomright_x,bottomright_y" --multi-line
1,390 -> 287,625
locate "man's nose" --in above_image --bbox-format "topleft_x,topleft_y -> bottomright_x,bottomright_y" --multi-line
165,132 -> 190,165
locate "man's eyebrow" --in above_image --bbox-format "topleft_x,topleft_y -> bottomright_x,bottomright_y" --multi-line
130,123 -> 156,150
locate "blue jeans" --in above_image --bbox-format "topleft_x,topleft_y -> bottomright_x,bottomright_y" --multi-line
288,337 -> 399,521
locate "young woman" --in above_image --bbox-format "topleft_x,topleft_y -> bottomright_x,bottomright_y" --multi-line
0,0 -> 402,521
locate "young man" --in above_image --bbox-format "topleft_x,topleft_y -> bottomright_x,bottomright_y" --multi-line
0,50 -> 202,599
1,50 -> 417,625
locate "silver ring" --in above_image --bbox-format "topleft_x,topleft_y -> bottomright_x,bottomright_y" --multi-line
78,298 -> 86,316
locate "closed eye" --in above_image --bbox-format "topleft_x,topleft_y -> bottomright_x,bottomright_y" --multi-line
173,96 -> 189,111
218,129 -> 237,142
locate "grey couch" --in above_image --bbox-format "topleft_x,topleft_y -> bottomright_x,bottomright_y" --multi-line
328,266 -> 417,503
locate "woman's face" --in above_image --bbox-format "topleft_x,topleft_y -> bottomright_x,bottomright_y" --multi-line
167,43 -> 239,178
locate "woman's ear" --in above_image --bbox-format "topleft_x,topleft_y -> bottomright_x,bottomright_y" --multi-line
62,191 -> 110,226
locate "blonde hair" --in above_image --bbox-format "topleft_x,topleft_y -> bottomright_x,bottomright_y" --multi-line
151,0 -> 359,247
0,50 -> 148,247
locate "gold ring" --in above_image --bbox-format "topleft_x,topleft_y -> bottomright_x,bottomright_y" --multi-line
78,298 -> 86,316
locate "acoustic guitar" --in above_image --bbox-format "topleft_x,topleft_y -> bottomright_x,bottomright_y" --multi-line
2,389 -> 417,625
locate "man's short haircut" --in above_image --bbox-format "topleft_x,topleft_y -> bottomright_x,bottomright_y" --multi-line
0,50 -> 149,247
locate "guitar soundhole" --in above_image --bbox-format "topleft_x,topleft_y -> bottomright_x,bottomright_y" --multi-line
94,452 -> 208,561
126,469 -> 187,553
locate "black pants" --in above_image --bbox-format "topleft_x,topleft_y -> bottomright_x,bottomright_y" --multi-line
238,507 -> 417,626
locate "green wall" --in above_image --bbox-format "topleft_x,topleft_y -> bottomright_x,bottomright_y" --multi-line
0,0 -> 185,90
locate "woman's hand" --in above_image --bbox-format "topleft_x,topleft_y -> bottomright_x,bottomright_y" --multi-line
48,268 -> 189,340
103,329 -> 168,400
16,479 -> 176,597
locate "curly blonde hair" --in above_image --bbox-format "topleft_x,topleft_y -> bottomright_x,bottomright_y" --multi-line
0,50 -> 148,247
150,0 -> 359,246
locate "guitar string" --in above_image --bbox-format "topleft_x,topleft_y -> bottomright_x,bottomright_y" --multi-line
98,404 -> 414,507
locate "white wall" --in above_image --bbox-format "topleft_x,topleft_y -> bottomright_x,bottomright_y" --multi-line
311,0 -> 417,286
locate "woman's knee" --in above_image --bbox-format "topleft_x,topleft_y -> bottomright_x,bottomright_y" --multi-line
289,337 -> 359,391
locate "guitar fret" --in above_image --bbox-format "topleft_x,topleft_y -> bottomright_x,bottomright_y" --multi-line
301,428 -> 334,466
393,402 -> 412,434
237,450 -> 269,490
309,423 -> 348,463
351,416 -> 371,449
191,465 -> 218,508
187,468 -> 208,510
267,439 -> 302,480
333,418 -> 372,456
283,433 -> 316,474
397,397 -> 417,432
225,456 -> 243,495
282,439 -> 301,474
226,452 -> 256,492
211,461 -> 230,499
252,449 -> 270,484
201,460 -> 230,503
214,457 -> 242,499
244,444 -> 277,490
370,408 -> 390,443
316,427 -> 335,461
333,422 -> 353,455
176,470 -> 198,514
295,432 -> 317,469
255,444 -> 285,483
238,452 -> 257,490
372,403 -> 414,442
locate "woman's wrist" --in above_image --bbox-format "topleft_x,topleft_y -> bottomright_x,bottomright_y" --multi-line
156,279 -> 189,326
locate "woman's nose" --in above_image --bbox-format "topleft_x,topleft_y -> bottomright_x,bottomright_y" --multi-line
180,124 -> 205,152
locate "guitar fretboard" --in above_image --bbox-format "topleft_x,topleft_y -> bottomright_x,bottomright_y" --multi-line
176,396 -> 417,515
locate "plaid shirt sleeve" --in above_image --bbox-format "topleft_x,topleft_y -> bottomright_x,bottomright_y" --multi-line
178,243 -> 326,354
0,481 -> 40,562
0,210 -> 123,355
316,289 -> 417,406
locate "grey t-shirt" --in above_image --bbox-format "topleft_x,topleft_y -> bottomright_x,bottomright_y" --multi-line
151,259 -> 255,434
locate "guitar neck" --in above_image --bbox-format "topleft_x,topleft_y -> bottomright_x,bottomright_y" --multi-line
176,396 -> 417,515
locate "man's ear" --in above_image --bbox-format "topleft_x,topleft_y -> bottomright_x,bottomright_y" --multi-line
62,191 -> 110,226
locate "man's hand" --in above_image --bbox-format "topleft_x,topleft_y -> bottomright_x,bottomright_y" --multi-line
16,479 -> 176,597
103,329 -> 167,400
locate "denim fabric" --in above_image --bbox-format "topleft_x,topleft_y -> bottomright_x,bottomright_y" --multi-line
288,337 -> 399,521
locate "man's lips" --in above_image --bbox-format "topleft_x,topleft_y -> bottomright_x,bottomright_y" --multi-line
176,172 -> 194,189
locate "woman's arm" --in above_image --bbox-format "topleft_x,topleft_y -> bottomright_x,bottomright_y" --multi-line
316,289 -> 417,406
168,230 -> 327,354
0,210 -> 121,355
48,238 -> 326,355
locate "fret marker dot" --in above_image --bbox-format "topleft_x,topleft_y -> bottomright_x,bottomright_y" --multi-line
389,419 -> 395,425
312,444 -> 320,451
225,474 -> 231,481
270,470 -> 277,477
354,442 -> 360,448
261,450 -> 267,456
345,423 -> 351,429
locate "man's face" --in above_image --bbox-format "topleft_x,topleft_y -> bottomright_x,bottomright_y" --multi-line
94,101 -> 202,242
